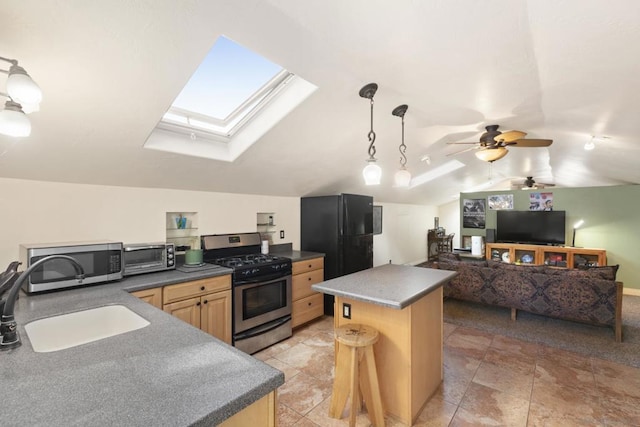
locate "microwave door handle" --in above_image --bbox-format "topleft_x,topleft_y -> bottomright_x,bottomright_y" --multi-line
124,245 -> 166,252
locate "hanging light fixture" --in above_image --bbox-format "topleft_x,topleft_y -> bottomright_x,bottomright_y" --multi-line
475,147 -> 508,162
392,104 -> 410,187
359,83 -> 381,185
0,56 -> 42,137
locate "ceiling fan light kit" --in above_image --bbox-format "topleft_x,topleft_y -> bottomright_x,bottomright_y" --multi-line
449,124 -> 553,163
475,147 -> 508,162
0,56 -> 42,137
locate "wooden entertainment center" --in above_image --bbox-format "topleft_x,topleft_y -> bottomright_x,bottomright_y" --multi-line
485,243 -> 606,268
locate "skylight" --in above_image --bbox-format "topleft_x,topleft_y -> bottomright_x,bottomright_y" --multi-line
146,35 -> 317,161
409,160 -> 466,188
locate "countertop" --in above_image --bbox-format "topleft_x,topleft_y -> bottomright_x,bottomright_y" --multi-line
312,263 -> 457,309
269,249 -> 325,263
3,264 -> 279,426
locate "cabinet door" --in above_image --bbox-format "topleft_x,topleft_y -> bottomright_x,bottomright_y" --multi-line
201,290 -> 232,344
164,297 -> 201,329
131,287 -> 162,309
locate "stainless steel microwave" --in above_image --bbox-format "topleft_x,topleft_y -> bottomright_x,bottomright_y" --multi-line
19,241 -> 123,293
123,242 -> 175,276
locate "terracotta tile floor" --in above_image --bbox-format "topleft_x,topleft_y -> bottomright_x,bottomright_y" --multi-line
253,316 -> 640,426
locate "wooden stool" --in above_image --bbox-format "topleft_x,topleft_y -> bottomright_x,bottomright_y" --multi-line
329,324 -> 384,427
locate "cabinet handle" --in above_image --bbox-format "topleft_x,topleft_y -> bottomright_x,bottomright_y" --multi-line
203,300 -> 208,304
200,286 -> 205,291
196,301 -> 201,306
308,302 -> 312,306
308,277 -> 311,281
308,264 -> 312,268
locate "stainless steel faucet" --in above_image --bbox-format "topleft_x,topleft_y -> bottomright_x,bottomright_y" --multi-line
0,255 -> 85,351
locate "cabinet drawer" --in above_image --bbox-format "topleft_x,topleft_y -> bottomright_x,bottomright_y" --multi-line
292,257 -> 324,275
163,275 -> 231,304
292,269 -> 324,300
292,293 -> 324,328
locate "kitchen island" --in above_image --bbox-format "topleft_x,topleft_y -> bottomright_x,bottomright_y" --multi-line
312,263 -> 457,425
2,266 -> 282,426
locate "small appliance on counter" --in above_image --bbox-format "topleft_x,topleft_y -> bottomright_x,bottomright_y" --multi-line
123,242 -> 175,276
19,241 -> 123,293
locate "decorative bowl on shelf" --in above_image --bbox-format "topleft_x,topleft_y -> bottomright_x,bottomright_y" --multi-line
521,254 -> 534,263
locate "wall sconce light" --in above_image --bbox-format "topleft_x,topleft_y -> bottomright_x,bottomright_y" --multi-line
392,104 -> 410,187
584,136 -> 595,151
0,56 -> 42,137
572,219 -> 584,247
359,83 -> 381,185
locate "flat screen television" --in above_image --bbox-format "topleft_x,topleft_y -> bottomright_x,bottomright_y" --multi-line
496,210 -> 566,245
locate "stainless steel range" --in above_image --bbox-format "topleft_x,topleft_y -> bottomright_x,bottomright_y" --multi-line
201,233 -> 292,354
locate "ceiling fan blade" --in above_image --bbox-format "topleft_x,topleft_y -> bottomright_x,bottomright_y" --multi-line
495,130 -> 526,143
446,145 -> 479,156
510,138 -> 553,147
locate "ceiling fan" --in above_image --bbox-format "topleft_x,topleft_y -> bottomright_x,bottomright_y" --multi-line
511,176 -> 556,190
447,125 -> 553,162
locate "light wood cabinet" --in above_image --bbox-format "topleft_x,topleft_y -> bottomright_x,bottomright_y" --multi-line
130,287 -> 163,309
219,390 -> 276,427
163,275 -> 232,344
291,257 -> 324,327
486,243 -> 606,268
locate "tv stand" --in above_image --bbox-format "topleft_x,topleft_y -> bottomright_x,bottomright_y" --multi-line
486,243 -> 606,268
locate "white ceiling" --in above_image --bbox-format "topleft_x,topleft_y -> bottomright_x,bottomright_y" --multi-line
2,0 -> 639,206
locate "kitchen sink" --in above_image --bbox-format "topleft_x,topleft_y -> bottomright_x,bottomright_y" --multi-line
24,305 -> 150,353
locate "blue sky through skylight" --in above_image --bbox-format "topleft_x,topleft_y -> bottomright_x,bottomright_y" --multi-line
171,36 -> 283,120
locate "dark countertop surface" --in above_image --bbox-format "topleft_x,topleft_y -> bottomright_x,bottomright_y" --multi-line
312,264 -> 457,309
2,264 -> 283,426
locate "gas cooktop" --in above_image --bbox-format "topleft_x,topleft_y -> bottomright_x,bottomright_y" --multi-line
213,254 -> 289,268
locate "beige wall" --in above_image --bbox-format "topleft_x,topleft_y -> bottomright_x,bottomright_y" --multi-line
1,178 -> 435,271
373,202 -> 437,266
0,178 -> 300,265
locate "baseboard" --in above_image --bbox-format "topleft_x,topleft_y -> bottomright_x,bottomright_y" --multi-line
624,287 -> 640,296
406,257 -> 428,266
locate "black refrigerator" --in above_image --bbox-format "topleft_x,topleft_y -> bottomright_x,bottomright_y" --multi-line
301,194 -> 374,315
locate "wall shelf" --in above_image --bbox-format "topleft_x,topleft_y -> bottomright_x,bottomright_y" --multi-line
166,212 -> 199,252
257,212 -> 276,243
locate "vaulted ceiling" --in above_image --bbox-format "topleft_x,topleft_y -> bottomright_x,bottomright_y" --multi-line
2,1 -> 639,206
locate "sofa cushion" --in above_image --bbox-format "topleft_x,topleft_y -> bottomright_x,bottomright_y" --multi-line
543,264 -> 619,281
486,260 -> 546,273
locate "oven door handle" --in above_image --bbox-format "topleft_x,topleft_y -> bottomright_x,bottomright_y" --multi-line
234,316 -> 291,340
234,272 -> 291,286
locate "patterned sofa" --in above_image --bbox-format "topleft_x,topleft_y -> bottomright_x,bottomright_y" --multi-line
432,253 -> 623,341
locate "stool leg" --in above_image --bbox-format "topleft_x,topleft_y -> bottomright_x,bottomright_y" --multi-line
349,346 -> 359,427
360,345 -> 385,427
329,342 -> 351,418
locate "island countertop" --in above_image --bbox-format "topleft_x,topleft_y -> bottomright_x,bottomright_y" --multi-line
312,263 -> 457,309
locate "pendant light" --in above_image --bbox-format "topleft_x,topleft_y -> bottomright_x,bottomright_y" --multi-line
359,83 -> 381,185
392,104 -> 410,187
